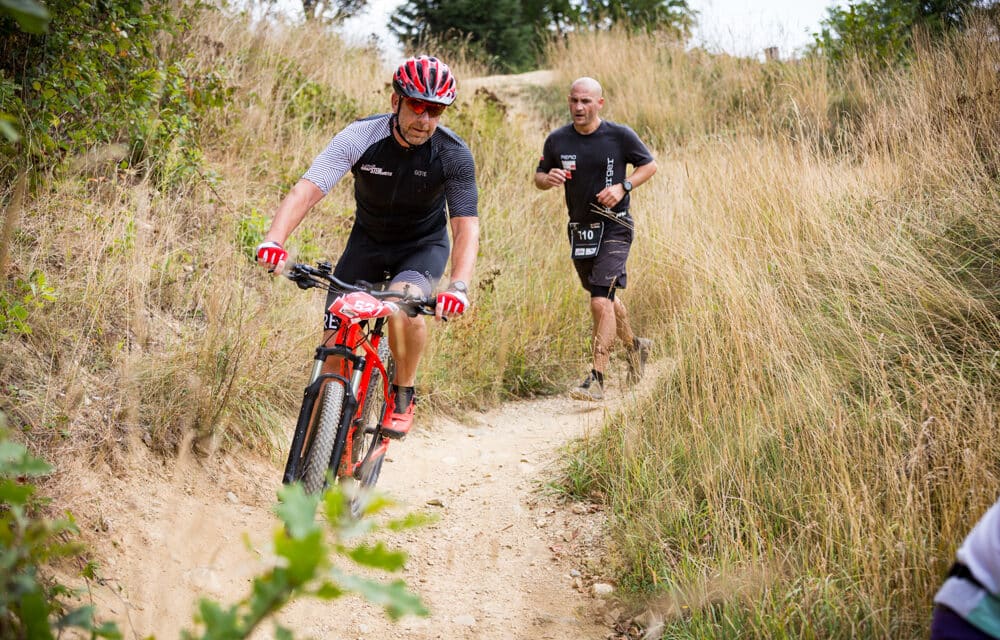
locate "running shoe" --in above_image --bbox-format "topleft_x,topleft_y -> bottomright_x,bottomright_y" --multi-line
626,337 -> 652,385
570,371 -> 605,401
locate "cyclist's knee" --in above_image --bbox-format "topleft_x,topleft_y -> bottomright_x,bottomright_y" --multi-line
390,270 -> 432,298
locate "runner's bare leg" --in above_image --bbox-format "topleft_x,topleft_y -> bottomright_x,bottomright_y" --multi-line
613,298 -> 636,347
589,296 -> 616,374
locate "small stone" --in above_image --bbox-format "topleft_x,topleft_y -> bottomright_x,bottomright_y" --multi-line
535,518 -> 548,528
592,583 -> 614,597
570,569 -> 581,577
571,503 -> 590,515
226,492 -> 239,504
426,498 -> 445,507
454,614 -> 476,626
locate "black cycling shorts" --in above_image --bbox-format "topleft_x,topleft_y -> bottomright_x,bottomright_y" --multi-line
324,224 -> 449,328
571,215 -> 633,297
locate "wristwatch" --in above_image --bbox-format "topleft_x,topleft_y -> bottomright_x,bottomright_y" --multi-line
622,179 -> 633,193
449,280 -> 468,294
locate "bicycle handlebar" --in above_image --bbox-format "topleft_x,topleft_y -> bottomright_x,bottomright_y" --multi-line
283,261 -> 437,317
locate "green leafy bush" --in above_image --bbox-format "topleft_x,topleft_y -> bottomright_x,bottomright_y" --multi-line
0,417 -> 121,638
0,269 -> 56,335
0,417 -> 430,639
0,0 -> 230,188
183,484 -> 431,639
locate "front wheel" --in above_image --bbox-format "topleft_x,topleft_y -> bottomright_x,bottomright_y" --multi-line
302,381 -> 346,494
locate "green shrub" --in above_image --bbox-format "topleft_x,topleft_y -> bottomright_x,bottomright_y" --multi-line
0,417 -> 121,638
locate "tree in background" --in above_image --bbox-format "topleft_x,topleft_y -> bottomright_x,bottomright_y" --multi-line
390,0 -> 693,73
390,0 -> 536,72
577,0 -> 693,33
811,0 -> 986,65
299,0 -> 368,22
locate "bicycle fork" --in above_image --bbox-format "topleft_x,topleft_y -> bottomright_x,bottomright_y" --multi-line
282,345 -> 360,485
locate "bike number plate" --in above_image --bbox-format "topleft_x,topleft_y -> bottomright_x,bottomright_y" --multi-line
569,222 -> 604,259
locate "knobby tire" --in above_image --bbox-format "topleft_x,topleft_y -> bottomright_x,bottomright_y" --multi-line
303,381 -> 346,494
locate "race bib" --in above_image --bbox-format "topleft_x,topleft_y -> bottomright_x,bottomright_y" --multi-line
569,221 -> 604,259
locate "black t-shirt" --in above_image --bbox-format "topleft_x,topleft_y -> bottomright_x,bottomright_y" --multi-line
536,120 -> 654,224
303,114 -> 478,244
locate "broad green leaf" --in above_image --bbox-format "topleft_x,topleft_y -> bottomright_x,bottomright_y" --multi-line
274,483 -> 320,539
16,589 -> 54,640
333,572 -> 428,620
274,624 -> 293,640
246,570 -> 290,620
0,478 -> 35,505
193,599 -> 239,635
345,542 -> 407,572
321,483 -> 348,523
385,511 -> 437,532
92,621 -> 123,640
313,581 -> 344,599
0,119 -> 19,143
273,529 -> 325,584
0,0 -> 51,34
55,605 -> 95,630
0,441 -> 51,476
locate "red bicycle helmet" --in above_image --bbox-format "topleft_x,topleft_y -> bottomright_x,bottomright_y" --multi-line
392,55 -> 457,106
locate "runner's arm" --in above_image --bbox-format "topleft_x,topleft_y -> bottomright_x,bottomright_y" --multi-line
534,169 -> 569,190
596,160 -> 658,208
627,160 -> 658,190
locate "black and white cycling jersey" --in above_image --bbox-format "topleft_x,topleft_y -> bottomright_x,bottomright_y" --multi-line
303,113 -> 478,244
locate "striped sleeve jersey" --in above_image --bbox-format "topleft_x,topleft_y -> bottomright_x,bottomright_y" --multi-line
303,113 -> 478,243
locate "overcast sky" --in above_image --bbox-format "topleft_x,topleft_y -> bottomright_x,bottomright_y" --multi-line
688,0 -> 843,58
273,0 -> 844,62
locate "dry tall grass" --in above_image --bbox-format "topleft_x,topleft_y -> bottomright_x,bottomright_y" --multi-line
1,6 -> 594,464
553,23 -> 998,639
3,5 -> 997,636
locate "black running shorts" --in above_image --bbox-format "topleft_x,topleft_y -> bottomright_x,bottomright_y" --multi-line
571,215 -> 633,295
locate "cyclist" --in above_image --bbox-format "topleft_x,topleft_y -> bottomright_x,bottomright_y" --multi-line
534,76 -> 657,401
256,55 -> 479,439
930,496 -> 1000,639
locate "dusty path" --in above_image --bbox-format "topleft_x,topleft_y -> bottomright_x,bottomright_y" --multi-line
58,381 -> 657,639
49,69 -> 660,639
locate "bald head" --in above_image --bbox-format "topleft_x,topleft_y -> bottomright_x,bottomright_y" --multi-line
568,77 -> 604,134
570,77 -> 603,98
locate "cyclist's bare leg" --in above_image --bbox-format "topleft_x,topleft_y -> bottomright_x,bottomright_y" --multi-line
589,296 -> 616,374
388,311 -> 425,387
387,279 -> 427,388
382,283 -> 425,438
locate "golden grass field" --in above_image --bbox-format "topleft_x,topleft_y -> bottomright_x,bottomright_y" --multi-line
2,7 -> 997,638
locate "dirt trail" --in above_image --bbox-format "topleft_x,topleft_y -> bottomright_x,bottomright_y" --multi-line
59,376 -> 661,639
50,69 -> 661,639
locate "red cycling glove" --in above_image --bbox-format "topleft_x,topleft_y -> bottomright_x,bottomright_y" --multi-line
256,241 -> 287,269
436,283 -> 469,317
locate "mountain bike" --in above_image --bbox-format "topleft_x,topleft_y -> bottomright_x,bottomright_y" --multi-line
280,260 -> 435,516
